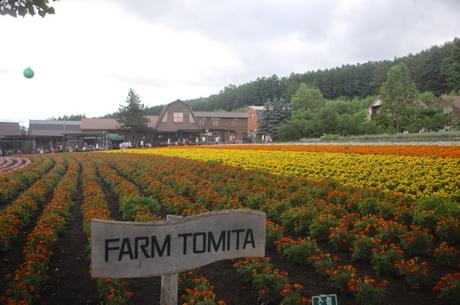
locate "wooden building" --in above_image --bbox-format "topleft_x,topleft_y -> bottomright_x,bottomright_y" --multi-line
433,95 -> 460,117
0,122 -> 22,155
247,106 -> 265,142
28,120 -> 81,151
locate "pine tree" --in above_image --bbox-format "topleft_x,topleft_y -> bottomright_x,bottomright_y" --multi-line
259,97 -> 291,140
117,89 -> 149,146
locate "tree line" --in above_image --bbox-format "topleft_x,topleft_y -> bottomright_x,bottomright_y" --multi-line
185,38 -> 460,112
260,63 -> 458,141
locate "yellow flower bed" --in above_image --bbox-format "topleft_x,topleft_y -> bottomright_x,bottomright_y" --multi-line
108,148 -> 460,199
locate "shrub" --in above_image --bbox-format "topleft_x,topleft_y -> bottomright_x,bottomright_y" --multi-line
252,268 -> 288,304
266,220 -> 284,248
357,198 -> 378,215
433,273 -> 460,305
399,226 -> 434,256
351,235 -> 379,261
394,258 -> 430,289
352,276 -> 388,305
329,224 -> 355,251
309,214 -> 338,241
308,253 -> 338,276
376,220 -> 407,244
275,236 -> 320,265
119,194 -> 160,220
327,265 -> 357,293
434,242 -> 459,267
371,244 -> 405,276
280,283 -> 310,305
96,278 -> 133,305
353,215 -> 383,236
436,217 -> 460,244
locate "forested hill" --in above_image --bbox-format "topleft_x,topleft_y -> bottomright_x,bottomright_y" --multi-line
182,38 -> 460,112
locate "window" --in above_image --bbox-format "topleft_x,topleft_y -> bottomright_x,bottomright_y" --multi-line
212,118 -> 219,127
199,118 -> 206,126
173,112 -> 184,123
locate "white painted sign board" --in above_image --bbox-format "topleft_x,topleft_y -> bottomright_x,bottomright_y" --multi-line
91,209 -> 266,278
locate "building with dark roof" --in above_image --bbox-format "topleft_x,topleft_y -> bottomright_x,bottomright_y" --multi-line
433,95 -> 460,117
5,100 -> 250,152
28,120 -> 82,150
0,122 -> 23,155
79,100 -> 248,146
0,122 -> 21,137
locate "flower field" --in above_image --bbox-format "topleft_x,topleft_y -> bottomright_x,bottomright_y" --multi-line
165,144 -> 460,158
0,148 -> 459,305
113,147 -> 460,199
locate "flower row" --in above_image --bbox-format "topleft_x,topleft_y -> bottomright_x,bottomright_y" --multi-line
233,258 -> 310,305
1,158 -> 79,304
119,148 -> 460,199
170,144 -> 460,158
0,158 -> 66,250
179,270 -> 226,305
79,157 -> 133,305
0,157 -> 53,205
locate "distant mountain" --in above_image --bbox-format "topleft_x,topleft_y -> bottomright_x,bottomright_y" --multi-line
183,38 -> 460,112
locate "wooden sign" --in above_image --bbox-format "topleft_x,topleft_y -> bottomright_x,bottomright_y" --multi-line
90,209 -> 266,278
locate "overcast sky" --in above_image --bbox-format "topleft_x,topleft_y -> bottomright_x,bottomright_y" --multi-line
1,0 -> 460,126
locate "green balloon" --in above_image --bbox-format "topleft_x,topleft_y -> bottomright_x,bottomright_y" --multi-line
23,67 -> 34,79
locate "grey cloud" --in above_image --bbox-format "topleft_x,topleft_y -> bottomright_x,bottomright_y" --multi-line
118,0 -> 338,41
116,0 -> 460,86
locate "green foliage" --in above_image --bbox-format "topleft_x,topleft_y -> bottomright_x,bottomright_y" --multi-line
0,0 -> 57,17
259,97 -> 291,139
371,244 -> 405,276
117,89 -> 150,145
55,114 -> 86,121
279,95 -> 384,140
119,194 -> 160,220
291,84 -> 325,114
352,235 -> 378,261
379,63 -> 419,130
276,237 -> 320,265
186,38 -> 460,111
418,91 -> 436,105
354,277 -> 387,305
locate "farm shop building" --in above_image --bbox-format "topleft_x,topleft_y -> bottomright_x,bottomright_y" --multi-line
82,100 -> 248,145
27,100 -> 248,149
0,122 -> 23,155
148,100 -> 248,144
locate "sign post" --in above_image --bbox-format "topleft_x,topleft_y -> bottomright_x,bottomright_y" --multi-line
160,214 -> 182,305
312,294 -> 338,305
91,209 -> 266,305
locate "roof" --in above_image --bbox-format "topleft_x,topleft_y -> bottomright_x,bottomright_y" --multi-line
155,100 -> 201,132
29,120 -> 81,125
247,105 -> 266,110
434,95 -> 460,109
145,115 -> 158,128
28,130 -> 67,136
194,111 -> 249,119
0,122 -> 21,136
369,97 -> 382,108
368,97 -> 428,109
80,118 -> 121,130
